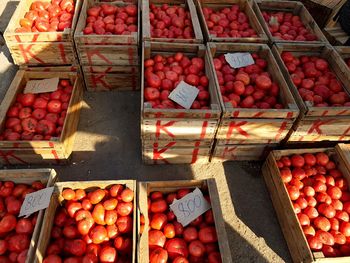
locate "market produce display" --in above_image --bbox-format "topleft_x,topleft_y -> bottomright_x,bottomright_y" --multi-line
141,189 -> 222,263
149,3 -> 195,39
16,0 -> 75,33
144,52 -> 210,109
0,79 -> 73,141
0,180 -> 45,262
202,5 -> 257,38
261,11 -> 317,41
277,152 -> 350,256
43,185 -> 134,262
213,53 -> 283,109
280,52 -> 350,107
83,3 -> 138,35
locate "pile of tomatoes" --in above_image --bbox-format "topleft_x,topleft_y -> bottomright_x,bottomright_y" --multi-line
144,52 -> 210,109
43,185 -> 134,262
0,79 -> 73,141
142,189 -> 222,263
281,52 -> 350,107
149,4 -> 194,39
17,0 -> 75,33
277,152 -> 350,256
262,11 -> 317,41
0,180 -> 45,262
214,53 -> 283,109
202,5 -> 257,38
83,3 -> 137,35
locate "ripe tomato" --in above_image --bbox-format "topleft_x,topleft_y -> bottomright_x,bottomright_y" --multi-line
163,223 -> 176,239
89,189 -> 105,204
116,216 -> 132,234
165,238 -> 189,259
116,201 -> 133,216
149,230 -> 166,249
150,248 -> 168,263
314,217 -> 331,231
315,230 -> 335,246
47,100 -> 62,113
89,225 -> 107,244
121,188 -> 134,202
198,226 -> 218,243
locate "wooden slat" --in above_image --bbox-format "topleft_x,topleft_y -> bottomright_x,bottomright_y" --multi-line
142,0 -> 204,43
207,42 -> 299,119
138,179 -> 232,262
35,180 -> 137,263
253,0 -> 328,45
211,143 -> 276,161
195,0 -> 268,43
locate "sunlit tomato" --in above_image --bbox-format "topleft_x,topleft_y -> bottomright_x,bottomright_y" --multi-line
314,217 -> 331,231
149,230 -> 166,249
150,248 -> 168,263
151,199 -> 167,213
165,238 -> 189,259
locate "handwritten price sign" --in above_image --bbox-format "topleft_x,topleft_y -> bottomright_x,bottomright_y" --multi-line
225,53 -> 254,69
19,187 -> 54,217
168,81 -> 199,109
170,188 -> 211,227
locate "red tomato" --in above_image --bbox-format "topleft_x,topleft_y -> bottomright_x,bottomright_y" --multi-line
315,230 -> 335,246
47,100 -> 62,113
198,226 -> 218,243
116,216 -> 133,234
151,199 -> 167,213
150,248 -> 168,263
316,152 -> 329,166
89,189 -> 105,204
99,246 -> 117,263
165,238 -> 189,259
149,230 -> 166,249
314,217 -> 331,231
89,225 -> 107,244
189,240 -> 205,257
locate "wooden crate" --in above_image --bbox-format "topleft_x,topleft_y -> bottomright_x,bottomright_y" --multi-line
74,0 -> 140,66
0,70 -> 83,165
336,143 -> 350,174
4,0 -> 83,66
142,139 -> 212,164
211,142 -> 277,161
207,43 -> 299,144
138,179 -> 232,263
0,168 -> 57,263
82,65 -> 140,91
19,64 -> 80,73
35,180 -> 137,263
195,0 -> 268,43
252,0 -> 328,45
142,0 -> 203,43
262,147 -> 350,263
324,23 -> 350,46
272,44 -> 350,143
335,46 -> 350,66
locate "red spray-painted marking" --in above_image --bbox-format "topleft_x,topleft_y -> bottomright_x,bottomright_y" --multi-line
226,121 -> 249,139
90,67 -> 113,90
58,43 -> 67,64
49,142 -> 60,164
222,146 -> 238,160
152,142 -> 176,164
275,112 -> 293,141
307,119 -> 334,135
155,120 -> 176,139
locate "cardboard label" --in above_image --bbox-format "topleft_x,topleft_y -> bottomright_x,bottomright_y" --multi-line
19,187 -> 54,217
170,188 -> 211,227
168,81 -> 199,109
225,53 -> 254,69
24,78 -> 59,94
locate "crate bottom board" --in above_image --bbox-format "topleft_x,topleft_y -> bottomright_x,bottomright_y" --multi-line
142,142 -> 211,164
211,144 -> 278,162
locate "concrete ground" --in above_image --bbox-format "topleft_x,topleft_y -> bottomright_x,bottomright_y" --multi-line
0,1 -> 292,262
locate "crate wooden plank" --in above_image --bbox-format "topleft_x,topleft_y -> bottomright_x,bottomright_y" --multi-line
142,0 -> 203,43
208,42 -> 299,119
77,45 -> 139,66
142,144 -> 211,164
195,0 -> 268,43
138,179 -> 232,262
253,0 -> 328,45
142,139 -> 213,147
262,147 -> 350,262
211,143 -> 276,161
141,41 -> 221,119
272,44 -> 350,118
0,70 -> 83,164
35,180 -> 137,263
335,46 -> 350,65
20,64 -> 80,73
286,117 -> 350,143
216,118 -> 294,143
336,144 -> 350,180
142,117 -> 218,141
4,0 -> 82,66
82,65 -> 140,91
324,23 -> 350,46
0,168 -> 57,263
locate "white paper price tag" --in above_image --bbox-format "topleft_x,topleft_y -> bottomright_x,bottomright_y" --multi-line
24,77 -> 59,94
170,188 -> 211,227
225,53 -> 255,69
19,187 -> 54,217
168,81 -> 199,109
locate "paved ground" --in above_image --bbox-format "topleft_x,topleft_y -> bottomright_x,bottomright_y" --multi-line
0,2 -> 292,262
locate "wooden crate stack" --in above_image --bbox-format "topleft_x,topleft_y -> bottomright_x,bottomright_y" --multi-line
262,146 -> 350,262
252,0 -> 328,45
74,0 -> 140,91
272,44 -> 350,144
195,0 -> 268,43
4,0 -> 82,69
138,179 -> 232,262
0,71 -> 83,165
142,0 -> 204,44
208,43 -> 299,161
141,42 -> 221,164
